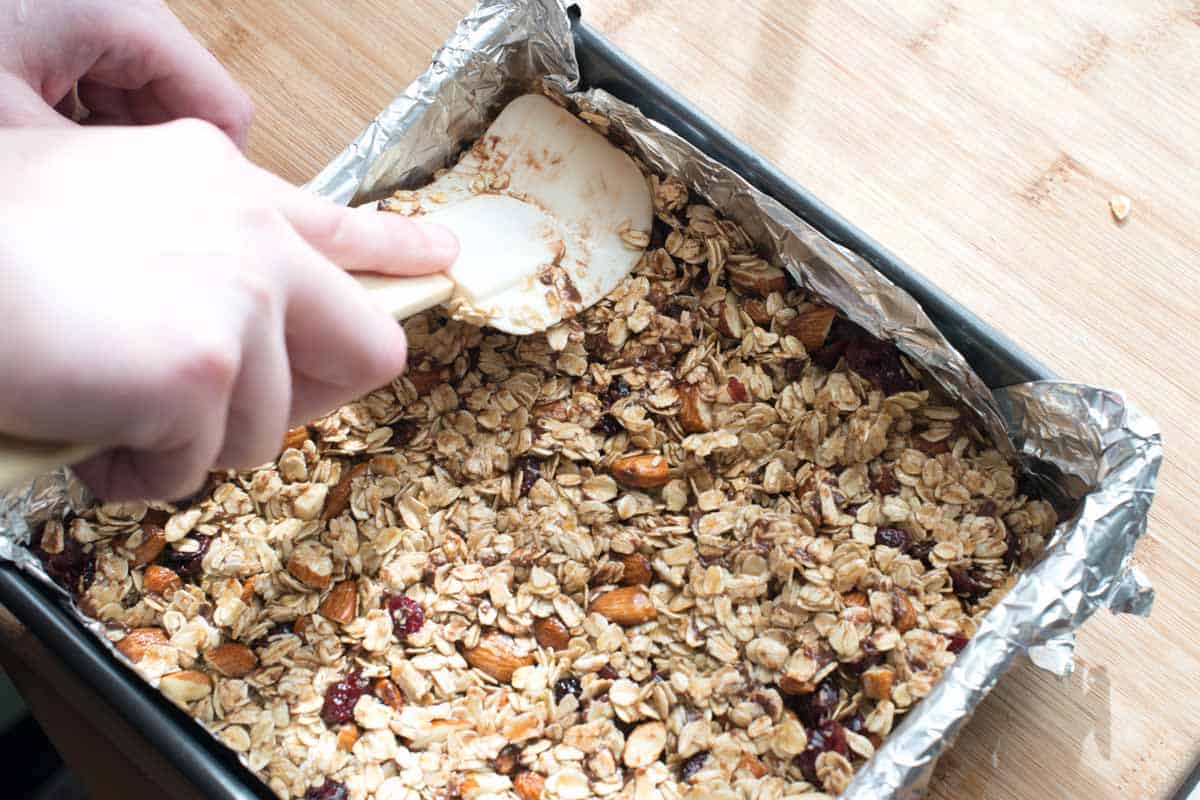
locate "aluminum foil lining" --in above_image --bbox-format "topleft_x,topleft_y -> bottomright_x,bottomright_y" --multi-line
0,1 -> 1162,797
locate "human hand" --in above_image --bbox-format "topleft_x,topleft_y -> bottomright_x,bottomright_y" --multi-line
0,0 -> 253,146
0,121 -> 458,500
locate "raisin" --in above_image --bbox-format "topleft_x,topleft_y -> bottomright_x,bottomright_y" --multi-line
948,567 -> 992,598
320,671 -> 370,726
909,540 -> 935,569
388,419 -> 420,448
978,499 -> 997,517
874,527 -> 911,553
786,676 -> 838,728
1003,527 -> 1022,568
494,744 -> 521,775
873,464 -> 899,495
515,456 -> 541,497
601,375 -> 631,407
843,641 -> 883,677
592,414 -> 623,437
386,595 -> 425,637
785,359 -> 806,383
304,779 -> 348,800
554,676 -> 582,702
680,751 -> 708,781
163,534 -> 211,578
597,665 -> 619,680
727,377 -> 749,403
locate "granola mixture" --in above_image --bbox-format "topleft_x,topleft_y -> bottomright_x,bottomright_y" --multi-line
36,135 -> 1057,800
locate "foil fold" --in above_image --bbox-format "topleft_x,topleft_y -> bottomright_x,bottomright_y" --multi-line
0,1 -> 1163,797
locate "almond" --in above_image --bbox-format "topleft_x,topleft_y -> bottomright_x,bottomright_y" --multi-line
513,771 -> 545,800
282,425 -> 310,451
373,677 -> 405,711
782,306 -> 837,350
142,564 -> 182,596
610,454 -> 669,489
591,586 -> 657,626
842,591 -> 868,608
623,720 -> 668,767
742,298 -> 772,325
677,384 -> 712,433
318,579 -> 358,625
116,627 -> 168,662
462,632 -> 535,683
894,591 -> 918,633
286,545 -> 333,590
618,553 -> 653,586
407,366 -> 449,395
127,520 -> 166,567
737,754 -> 768,778
292,614 -> 312,637
203,642 -> 257,678
862,665 -> 895,700
336,723 -> 359,752
728,259 -> 788,296
714,293 -> 743,338
159,670 -> 212,704
323,462 -> 368,521
532,617 -> 570,651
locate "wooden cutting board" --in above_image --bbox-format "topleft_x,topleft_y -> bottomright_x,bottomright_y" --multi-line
8,2 -> 1197,799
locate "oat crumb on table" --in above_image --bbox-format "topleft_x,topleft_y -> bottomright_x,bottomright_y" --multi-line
34,111 -> 1057,800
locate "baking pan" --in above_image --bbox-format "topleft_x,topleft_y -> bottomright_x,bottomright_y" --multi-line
0,7 -> 1063,799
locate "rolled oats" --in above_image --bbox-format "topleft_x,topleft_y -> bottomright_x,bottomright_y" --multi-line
39,103 -> 1058,800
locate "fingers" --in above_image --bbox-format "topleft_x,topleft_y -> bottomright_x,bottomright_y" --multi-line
86,1 -> 254,146
261,172 -> 459,275
0,75 -> 75,128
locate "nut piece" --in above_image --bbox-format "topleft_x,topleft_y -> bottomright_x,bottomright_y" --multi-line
462,632 -> 535,683
622,720 -> 668,768
323,462 -> 368,522
287,544 -> 333,590
782,306 -> 837,350
292,614 -> 313,637
533,617 -> 570,651
677,385 -> 712,433
336,723 -> 359,752
142,565 -> 182,596
714,294 -> 743,339
116,627 -> 168,662
842,591 -> 868,608
513,771 -> 545,800
1109,193 -> 1132,222
318,580 -> 358,625
128,520 -> 167,567
862,666 -> 895,700
591,586 -> 657,626
618,553 -> 653,586
372,678 -> 405,711
203,642 -> 258,678
159,670 -> 213,704
737,754 -> 768,778
282,425 -> 310,451
728,260 -> 788,296
893,591 -> 918,633
610,454 -> 669,489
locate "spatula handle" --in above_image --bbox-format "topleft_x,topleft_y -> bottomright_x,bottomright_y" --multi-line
0,273 -> 458,489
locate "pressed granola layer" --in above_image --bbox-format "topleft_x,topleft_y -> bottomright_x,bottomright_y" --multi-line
37,129 -> 1056,800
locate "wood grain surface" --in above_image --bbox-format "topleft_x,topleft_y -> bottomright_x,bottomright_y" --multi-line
10,1 -> 1199,798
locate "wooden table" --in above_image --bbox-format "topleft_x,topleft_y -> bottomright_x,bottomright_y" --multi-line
3,1 -> 1197,798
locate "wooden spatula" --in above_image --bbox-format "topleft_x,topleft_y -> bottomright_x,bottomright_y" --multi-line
0,93 -> 653,490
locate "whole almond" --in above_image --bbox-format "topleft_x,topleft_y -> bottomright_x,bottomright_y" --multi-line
728,260 -> 788,296
513,771 -> 545,800
282,425 -> 310,452
591,586 -> 657,626
623,720 -> 668,768
116,627 -> 168,662
532,617 -> 570,651
159,670 -> 213,704
782,306 -> 837,350
323,462 -> 368,521
318,580 -> 358,625
373,678 -> 405,711
610,454 -> 669,489
462,632 -> 535,683
893,591 -> 918,633
127,520 -> 166,567
203,642 -> 257,678
142,564 -> 182,596
862,666 -> 895,701
618,553 -> 653,586
336,723 -> 359,752
677,384 -> 712,433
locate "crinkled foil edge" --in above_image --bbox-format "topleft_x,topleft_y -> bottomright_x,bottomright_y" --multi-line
0,1 -> 1162,798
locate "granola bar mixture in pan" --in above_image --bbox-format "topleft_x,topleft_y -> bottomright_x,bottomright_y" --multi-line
35,136 -> 1057,800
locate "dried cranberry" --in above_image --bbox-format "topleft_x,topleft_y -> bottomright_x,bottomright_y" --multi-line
949,567 -> 992,598
810,719 -> 849,758
796,748 -> 820,784
680,751 -> 708,781
164,534 -> 211,578
592,414 -> 623,437
612,716 -> 636,736
909,540 -> 935,569
843,642 -> 883,677
601,375 -> 631,407
786,676 -> 838,728
388,419 -> 420,448
977,499 -> 997,518
947,634 -> 969,654
554,676 -> 582,702
386,595 -> 425,637
874,527 -> 911,553
727,377 -> 749,403
597,664 -> 619,680
304,779 -> 348,800
320,671 -> 370,726
36,526 -> 96,597
515,456 -> 540,498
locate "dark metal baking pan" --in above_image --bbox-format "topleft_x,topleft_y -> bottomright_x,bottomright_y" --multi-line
0,7 -> 1061,799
